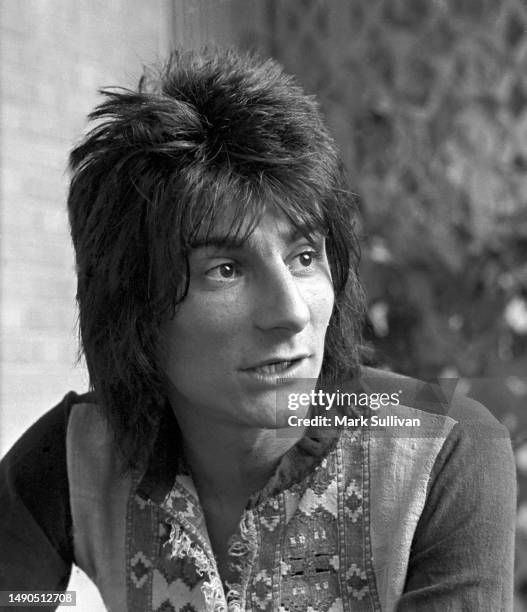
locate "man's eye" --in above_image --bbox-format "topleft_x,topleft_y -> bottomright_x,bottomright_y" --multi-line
298,251 -> 315,267
292,250 -> 320,270
206,263 -> 239,280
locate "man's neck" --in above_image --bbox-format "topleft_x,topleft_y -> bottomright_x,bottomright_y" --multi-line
172,407 -> 304,504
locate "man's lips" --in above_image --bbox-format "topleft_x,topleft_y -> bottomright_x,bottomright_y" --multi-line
241,355 -> 310,375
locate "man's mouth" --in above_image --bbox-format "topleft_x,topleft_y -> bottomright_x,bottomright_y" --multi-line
249,359 -> 298,375
242,356 -> 308,376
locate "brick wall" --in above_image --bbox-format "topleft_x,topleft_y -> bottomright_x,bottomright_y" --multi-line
0,0 -> 173,452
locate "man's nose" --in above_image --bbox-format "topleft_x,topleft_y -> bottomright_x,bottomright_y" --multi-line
253,263 -> 310,333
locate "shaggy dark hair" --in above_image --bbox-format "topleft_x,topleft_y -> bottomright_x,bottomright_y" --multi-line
68,49 -> 365,470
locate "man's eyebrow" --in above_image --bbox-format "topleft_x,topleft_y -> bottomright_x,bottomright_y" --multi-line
281,227 -> 326,244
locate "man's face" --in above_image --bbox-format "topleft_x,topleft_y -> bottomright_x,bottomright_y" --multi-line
162,207 -> 335,429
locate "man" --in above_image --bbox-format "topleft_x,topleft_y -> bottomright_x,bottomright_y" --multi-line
0,49 -> 516,611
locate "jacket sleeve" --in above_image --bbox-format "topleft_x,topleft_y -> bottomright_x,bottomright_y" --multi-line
396,417 -> 517,611
0,393 -> 78,596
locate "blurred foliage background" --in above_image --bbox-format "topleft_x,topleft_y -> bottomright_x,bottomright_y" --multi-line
256,0 -> 527,386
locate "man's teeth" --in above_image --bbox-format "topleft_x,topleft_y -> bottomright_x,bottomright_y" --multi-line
255,361 -> 293,374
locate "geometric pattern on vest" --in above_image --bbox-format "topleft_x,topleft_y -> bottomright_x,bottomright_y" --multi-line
126,427 -> 381,611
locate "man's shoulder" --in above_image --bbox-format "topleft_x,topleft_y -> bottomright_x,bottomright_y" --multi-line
352,367 -> 514,511
0,391 -> 96,569
358,365 -> 506,434
1,390 -> 95,464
